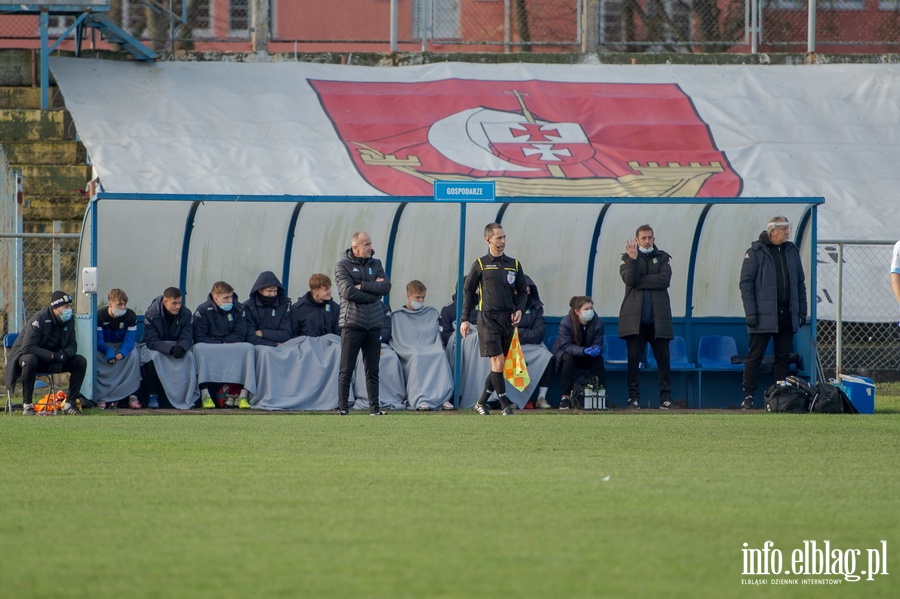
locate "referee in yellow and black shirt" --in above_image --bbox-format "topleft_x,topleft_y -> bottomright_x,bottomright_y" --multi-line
460,223 -> 527,416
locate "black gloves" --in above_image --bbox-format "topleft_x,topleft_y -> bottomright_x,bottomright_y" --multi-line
170,345 -> 187,359
56,352 -> 67,362
746,315 -> 757,328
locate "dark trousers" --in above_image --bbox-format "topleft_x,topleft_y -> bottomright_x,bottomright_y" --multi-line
17,353 -> 86,404
559,353 -> 606,396
338,327 -> 381,411
139,361 -> 173,408
625,323 -> 671,401
743,308 -> 794,394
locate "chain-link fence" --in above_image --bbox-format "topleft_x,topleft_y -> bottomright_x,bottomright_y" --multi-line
3,0 -> 899,54
815,241 -> 900,381
762,0 -> 900,50
0,230 -> 80,337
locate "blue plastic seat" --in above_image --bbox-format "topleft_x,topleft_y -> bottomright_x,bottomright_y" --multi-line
645,336 -> 695,370
697,335 -> 744,370
603,335 -> 629,371
696,335 -> 744,409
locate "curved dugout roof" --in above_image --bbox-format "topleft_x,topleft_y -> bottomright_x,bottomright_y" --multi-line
77,196 -> 818,321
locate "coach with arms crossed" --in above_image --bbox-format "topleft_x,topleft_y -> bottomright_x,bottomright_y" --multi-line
335,231 -> 392,416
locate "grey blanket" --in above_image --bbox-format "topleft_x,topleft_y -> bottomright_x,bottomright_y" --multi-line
446,326 -> 553,409
390,306 -> 453,410
252,335 -> 348,411
94,341 -> 141,402
193,342 -> 257,395
352,343 -> 407,411
138,345 -> 200,410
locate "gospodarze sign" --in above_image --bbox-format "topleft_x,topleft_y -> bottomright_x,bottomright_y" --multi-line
433,181 -> 496,202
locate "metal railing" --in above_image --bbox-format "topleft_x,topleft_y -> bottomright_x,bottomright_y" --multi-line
2,0 -> 899,55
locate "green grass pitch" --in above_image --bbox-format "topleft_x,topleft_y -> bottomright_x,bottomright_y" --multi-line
0,395 -> 897,598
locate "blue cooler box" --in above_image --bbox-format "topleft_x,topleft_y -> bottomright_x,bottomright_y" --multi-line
839,374 -> 875,414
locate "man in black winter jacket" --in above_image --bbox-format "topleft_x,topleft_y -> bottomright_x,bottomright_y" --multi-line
244,271 -> 292,347
140,286 -> 194,409
291,273 -> 340,337
739,216 -> 807,409
334,231 -> 392,415
4,290 -> 85,415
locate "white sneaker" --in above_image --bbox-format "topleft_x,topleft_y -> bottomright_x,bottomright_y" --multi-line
536,396 -> 551,409
442,401 -> 455,410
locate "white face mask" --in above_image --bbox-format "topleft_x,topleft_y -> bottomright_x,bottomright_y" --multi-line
638,245 -> 654,254
580,309 -> 595,322
410,300 -> 424,311
110,307 -> 127,318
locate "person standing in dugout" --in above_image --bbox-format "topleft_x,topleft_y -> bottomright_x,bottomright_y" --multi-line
334,231 -> 392,416
460,223 -> 527,416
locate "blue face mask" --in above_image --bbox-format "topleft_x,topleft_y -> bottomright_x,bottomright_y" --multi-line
580,309 -> 595,322
638,245 -> 654,254
60,308 -> 73,322
219,303 -> 233,312
110,307 -> 127,318
410,301 -> 424,311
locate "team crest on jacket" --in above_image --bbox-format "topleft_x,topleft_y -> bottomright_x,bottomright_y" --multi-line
507,271 -> 516,285
309,79 -> 742,198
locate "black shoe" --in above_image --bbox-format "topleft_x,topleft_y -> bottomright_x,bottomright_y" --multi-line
741,395 -> 754,410
559,397 -> 572,410
501,405 -> 515,416
61,401 -> 81,416
660,399 -> 682,410
338,409 -> 349,416
627,399 -> 641,410
473,401 -> 490,415
369,410 -> 385,416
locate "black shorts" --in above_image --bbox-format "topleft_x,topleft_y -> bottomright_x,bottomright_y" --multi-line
477,311 -> 514,358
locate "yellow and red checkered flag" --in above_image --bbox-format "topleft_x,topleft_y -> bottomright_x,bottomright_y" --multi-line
504,328 -> 530,392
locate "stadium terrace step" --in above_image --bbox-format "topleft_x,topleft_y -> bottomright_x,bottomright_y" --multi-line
0,86 -> 66,111
4,140 -> 85,165
19,164 -> 92,196
0,108 -> 71,141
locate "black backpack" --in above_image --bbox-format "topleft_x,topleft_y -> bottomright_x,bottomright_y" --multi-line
808,383 -> 858,414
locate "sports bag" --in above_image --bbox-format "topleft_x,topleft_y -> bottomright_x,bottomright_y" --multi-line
764,381 -> 810,413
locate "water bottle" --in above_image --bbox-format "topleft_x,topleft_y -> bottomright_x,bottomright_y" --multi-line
598,386 -> 607,411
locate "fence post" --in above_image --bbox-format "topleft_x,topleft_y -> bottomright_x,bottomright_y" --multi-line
807,0 -> 816,54
252,0 -> 270,55
390,0 -> 398,52
52,220 -> 62,292
14,170 -> 24,329
504,0 -> 511,53
582,0 -> 598,53
834,242 -> 843,379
